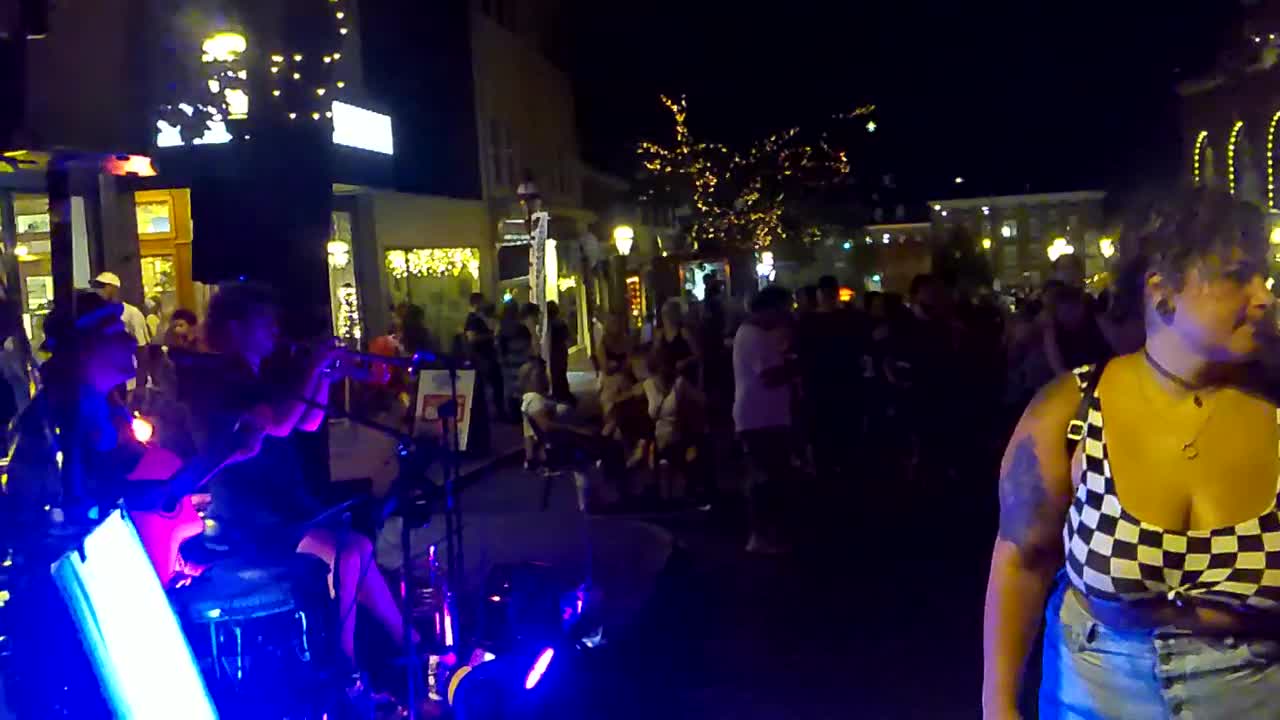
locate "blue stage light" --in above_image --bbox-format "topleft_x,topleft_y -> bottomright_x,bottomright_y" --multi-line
51,509 -> 218,719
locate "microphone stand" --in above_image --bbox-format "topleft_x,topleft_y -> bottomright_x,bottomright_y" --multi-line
299,352 -> 467,719
294,394 -> 433,715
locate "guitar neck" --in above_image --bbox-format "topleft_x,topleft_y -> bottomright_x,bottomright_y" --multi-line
163,444 -> 238,500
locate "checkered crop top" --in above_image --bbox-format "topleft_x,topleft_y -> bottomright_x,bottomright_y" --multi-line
1062,365 -> 1280,611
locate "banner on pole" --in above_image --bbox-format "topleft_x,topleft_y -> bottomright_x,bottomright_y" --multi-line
413,369 -> 476,452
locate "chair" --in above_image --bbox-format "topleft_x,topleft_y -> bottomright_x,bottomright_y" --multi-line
523,411 -> 593,512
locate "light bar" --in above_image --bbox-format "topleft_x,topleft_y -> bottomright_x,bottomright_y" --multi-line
51,509 -> 217,719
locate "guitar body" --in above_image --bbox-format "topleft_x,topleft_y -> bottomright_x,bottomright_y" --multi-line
132,495 -> 205,588
127,445 -> 209,587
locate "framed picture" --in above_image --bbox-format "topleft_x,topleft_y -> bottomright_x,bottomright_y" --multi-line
25,275 -> 52,311
135,199 -> 173,237
16,213 -> 50,235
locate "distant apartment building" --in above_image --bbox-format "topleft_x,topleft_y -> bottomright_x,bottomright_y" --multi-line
927,191 -> 1107,287
856,222 -> 933,294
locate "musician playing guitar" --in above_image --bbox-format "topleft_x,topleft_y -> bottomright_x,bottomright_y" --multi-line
183,282 -> 418,668
0,291 -> 262,718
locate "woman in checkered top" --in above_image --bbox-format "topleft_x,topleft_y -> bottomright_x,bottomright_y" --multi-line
983,189 -> 1280,720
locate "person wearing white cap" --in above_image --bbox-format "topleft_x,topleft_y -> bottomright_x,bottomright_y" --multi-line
92,272 -> 151,347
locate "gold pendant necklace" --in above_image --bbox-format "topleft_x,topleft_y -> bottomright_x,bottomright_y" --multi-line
1142,349 -> 1217,461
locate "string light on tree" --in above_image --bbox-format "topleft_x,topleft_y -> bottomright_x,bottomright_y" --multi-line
637,95 -> 864,253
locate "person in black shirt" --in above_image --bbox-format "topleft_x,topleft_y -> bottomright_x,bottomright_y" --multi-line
465,292 -> 502,421
798,275 -> 863,484
547,299 -> 573,401
186,282 -> 414,665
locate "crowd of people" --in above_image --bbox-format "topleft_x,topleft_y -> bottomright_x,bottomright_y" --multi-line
8,186 -> 1280,717
489,250 -> 1148,558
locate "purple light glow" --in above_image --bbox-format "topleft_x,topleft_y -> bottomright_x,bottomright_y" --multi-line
443,601 -> 455,647
524,648 -> 555,690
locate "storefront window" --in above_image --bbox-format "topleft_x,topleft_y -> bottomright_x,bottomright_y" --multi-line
140,256 -> 177,339
14,194 -> 53,351
384,247 -> 481,351
681,260 -> 729,301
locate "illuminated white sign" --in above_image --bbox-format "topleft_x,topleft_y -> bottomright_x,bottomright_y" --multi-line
331,101 -> 394,155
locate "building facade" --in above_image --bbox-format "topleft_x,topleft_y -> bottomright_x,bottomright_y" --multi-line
469,0 -> 599,355
1178,1 -> 1280,245
927,191 -> 1108,287
1,0 -> 605,354
855,222 -> 934,294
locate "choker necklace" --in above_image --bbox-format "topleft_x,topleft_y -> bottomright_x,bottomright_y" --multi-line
1143,348 -> 1206,407
1143,348 -> 1220,460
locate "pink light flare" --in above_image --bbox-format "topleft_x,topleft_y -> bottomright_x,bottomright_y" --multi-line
524,648 -> 555,690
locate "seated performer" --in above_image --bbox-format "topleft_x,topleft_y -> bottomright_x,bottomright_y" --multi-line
183,282 -> 415,666
5,292 -> 151,531
1,291 -> 226,717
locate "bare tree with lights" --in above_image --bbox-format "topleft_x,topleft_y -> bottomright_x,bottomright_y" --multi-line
637,95 -> 873,255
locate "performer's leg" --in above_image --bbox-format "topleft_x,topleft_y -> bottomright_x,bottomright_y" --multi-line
299,528 -> 419,661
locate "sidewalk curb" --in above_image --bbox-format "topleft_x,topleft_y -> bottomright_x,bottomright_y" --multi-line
457,445 -> 524,480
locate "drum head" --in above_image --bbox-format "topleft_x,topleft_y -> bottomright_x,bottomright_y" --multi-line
177,560 -> 298,620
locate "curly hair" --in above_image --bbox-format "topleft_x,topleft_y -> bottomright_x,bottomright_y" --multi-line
1109,188 -> 1267,322
204,282 -> 279,352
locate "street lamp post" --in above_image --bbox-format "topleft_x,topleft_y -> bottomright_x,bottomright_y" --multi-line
613,224 -> 635,257
612,224 -> 634,322
519,177 -> 550,361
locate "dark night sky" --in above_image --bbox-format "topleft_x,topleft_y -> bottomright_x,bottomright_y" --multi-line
0,1 -> 1241,205
559,0 -> 1240,200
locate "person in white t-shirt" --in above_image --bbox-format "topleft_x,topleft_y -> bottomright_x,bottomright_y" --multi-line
519,358 -> 626,514
519,358 -> 573,468
92,271 -> 150,392
92,272 -> 150,346
732,285 -> 797,554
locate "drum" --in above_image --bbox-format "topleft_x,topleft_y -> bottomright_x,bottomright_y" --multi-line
171,556 -> 338,718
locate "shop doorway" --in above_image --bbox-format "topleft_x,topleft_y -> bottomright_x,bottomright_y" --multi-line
383,247 -> 481,352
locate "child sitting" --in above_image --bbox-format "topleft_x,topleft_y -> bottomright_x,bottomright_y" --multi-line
519,358 -> 572,470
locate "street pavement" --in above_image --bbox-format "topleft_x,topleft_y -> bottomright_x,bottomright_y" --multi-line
329,370 -> 672,628
335,371 -> 1001,718
634,494 -> 996,720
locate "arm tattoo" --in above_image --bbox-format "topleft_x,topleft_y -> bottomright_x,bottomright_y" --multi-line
997,436 -> 1051,548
